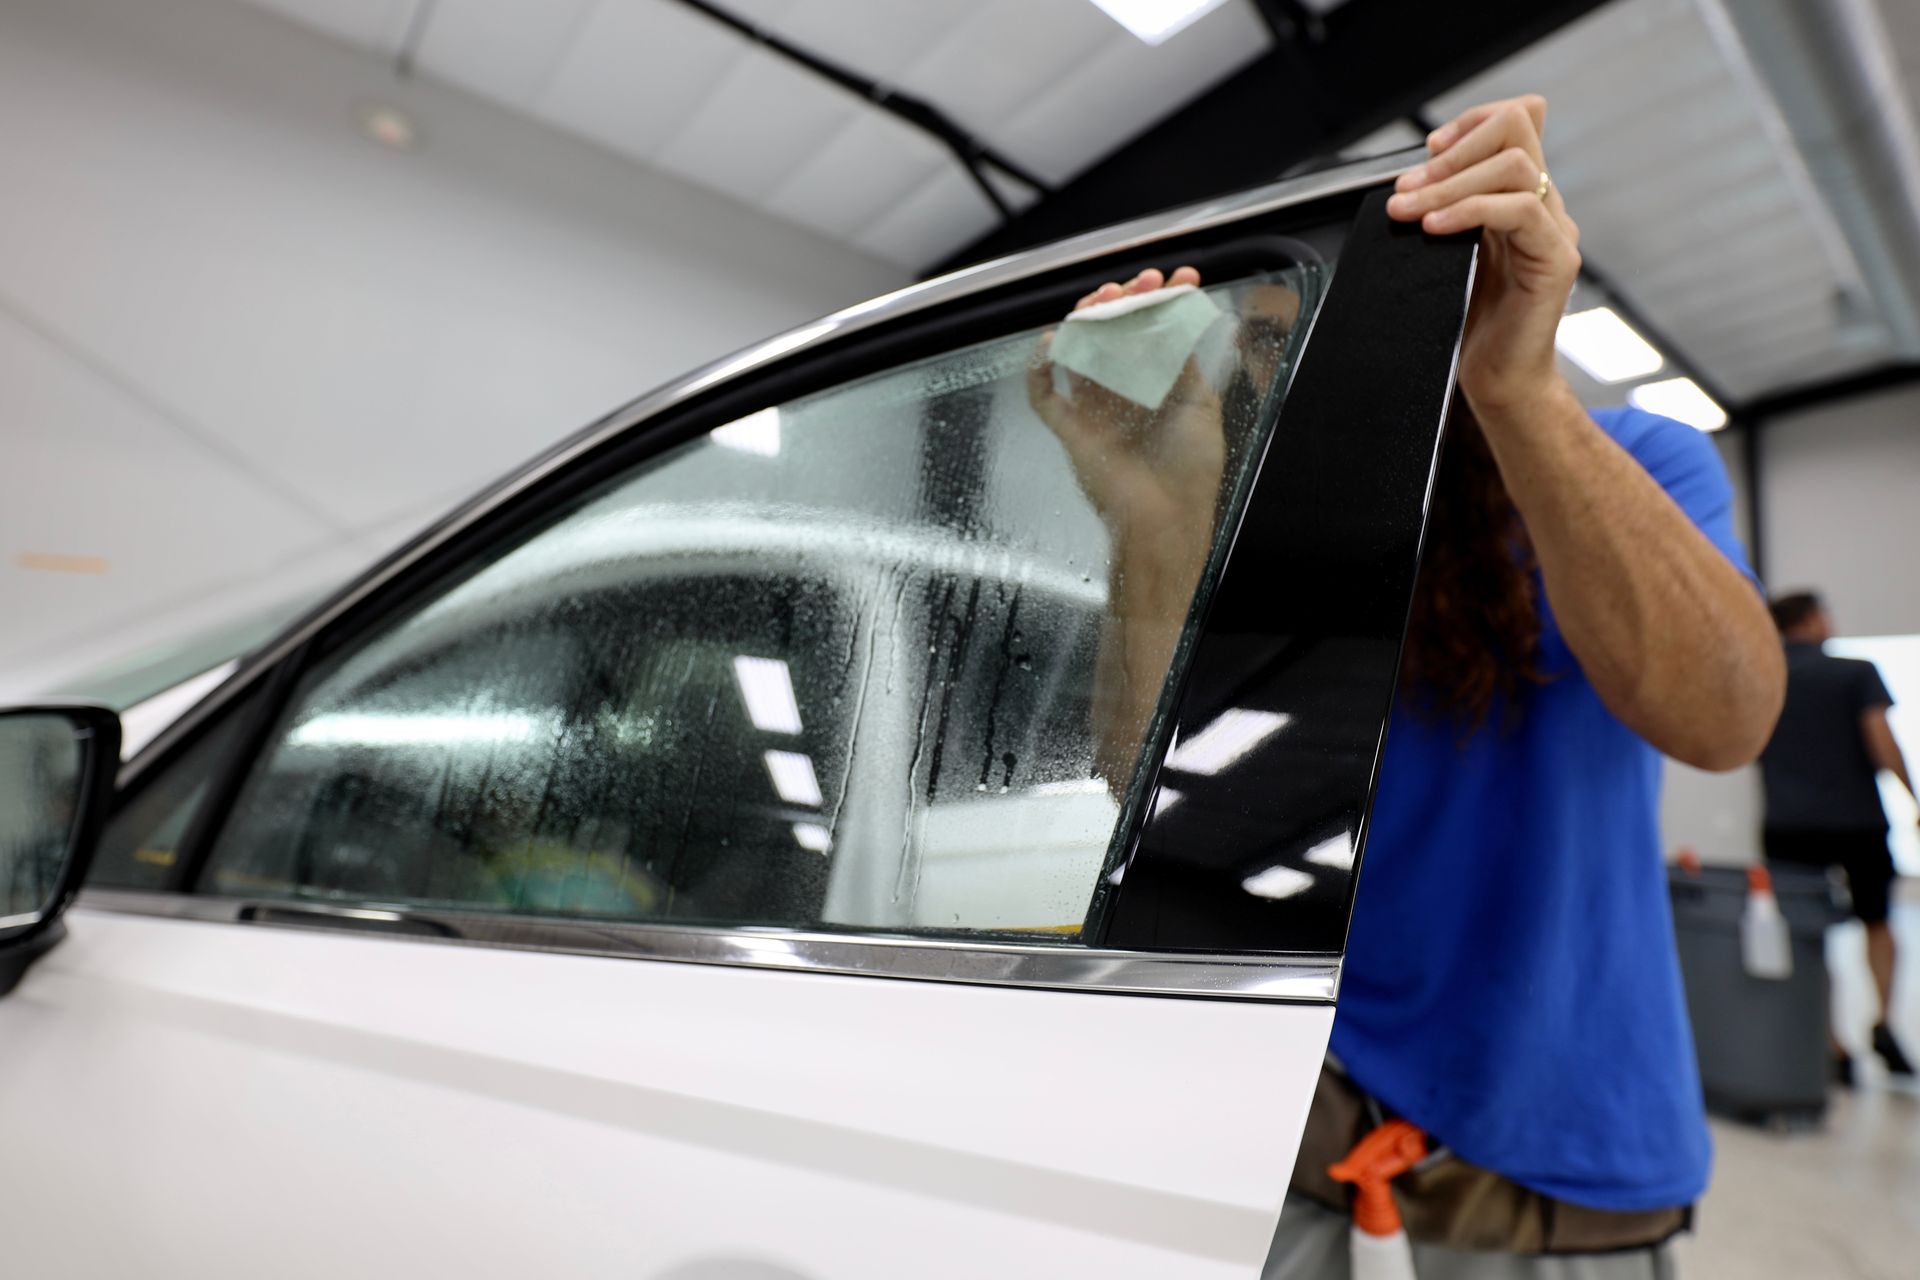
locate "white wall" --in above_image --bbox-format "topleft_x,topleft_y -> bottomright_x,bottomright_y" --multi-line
0,0 -> 905,703
1761,383 -> 1920,636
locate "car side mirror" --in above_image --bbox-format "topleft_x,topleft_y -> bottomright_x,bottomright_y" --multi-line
0,705 -> 119,997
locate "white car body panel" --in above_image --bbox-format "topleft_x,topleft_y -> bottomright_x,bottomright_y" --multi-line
2,909 -> 1330,1277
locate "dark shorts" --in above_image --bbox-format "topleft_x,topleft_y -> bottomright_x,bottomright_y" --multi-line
1764,826 -> 1896,924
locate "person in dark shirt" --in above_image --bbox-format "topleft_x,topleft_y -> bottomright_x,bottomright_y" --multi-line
1760,590 -> 1918,1081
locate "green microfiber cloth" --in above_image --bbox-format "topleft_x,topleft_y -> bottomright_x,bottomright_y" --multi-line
1048,284 -> 1226,411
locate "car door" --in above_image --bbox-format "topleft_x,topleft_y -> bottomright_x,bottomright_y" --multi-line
0,151 -> 1474,1279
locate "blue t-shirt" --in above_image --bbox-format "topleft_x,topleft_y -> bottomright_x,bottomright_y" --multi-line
1329,405 -> 1756,1213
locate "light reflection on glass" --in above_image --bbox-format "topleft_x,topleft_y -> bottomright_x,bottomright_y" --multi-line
1165,709 -> 1291,775
1241,864 -> 1314,901
1302,832 -> 1354,871
764,750 -> 823,807
792,822 -> 832,854
732,655 -> 803,734
288,712 -> 544,748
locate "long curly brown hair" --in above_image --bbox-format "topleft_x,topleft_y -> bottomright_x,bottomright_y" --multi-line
1398,407 -> 1549,728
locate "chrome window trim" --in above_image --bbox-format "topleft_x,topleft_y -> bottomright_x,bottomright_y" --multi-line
77,889 -> 1340,1003
120,147 -> 1423,788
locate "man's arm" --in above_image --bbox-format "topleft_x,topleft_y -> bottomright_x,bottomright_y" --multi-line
1389,95 -> 1785,769
1861,705 -> 1918,808
1475,384 -> 1785,771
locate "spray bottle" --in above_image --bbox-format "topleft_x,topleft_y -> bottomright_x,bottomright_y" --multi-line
1741,864 -> 1793,981
1328,1119 -> 1427,1280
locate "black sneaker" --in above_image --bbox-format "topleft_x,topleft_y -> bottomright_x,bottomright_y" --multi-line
1872,1024 -> 1916,1077
1834,1053 -> 1856,1088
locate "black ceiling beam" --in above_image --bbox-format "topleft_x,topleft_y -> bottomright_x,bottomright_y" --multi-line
1737,361 -> 1920,424
670,0 -> 1050,220
930,0 -> 1613,275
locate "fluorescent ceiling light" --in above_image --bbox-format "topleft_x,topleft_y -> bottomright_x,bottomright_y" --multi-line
1086,0 -> 1231,45
792,822 -> 832,854
712,407 -> 780,456
732,655 -> 802,734
764,750 -> 823,807
1555,307 -> 1663,383
1164,709 -> 1291,775
289,711 -> 541,748
1241,864 -> 1315,901
1629,377 -> 1728,432
1303,833 -> 1354,871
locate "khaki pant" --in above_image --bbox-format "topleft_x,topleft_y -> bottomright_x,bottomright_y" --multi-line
1264,1194 -> 1678,1280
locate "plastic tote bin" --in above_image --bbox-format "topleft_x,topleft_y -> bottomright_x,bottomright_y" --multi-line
1668,863 -> 1848,1126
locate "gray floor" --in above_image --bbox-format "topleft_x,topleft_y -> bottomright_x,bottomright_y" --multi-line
1674,888 -> 1920,1279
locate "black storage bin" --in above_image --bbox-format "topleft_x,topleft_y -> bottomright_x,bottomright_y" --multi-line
1668,863 -> 1848,1127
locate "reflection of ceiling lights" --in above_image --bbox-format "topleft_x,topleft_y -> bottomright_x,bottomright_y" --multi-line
1303,833 -> 1354,871
792,822 -> 832,854
1165,709 -> 1291,775
1241,864 -> 1315,901
1555,307 -> 1663,383
354,101 -> 419,150
1629,377 -> 1728,432
764,750 -> 823,806
733,655 -> 802,734
1086,0 -> 1230,45
290,711 -> 540,747
1151,787 -> 1184,816
713,407 -> 780,456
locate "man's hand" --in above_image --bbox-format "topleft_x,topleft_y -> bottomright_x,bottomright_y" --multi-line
1387,95 -> 1581,421
1027,266 -> 1228,787
1026,266 -> 1225,557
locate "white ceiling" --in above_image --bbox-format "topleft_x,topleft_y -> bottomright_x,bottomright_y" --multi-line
243,0 -> 1920,406
241,0 -> 1274,270
1431,0 -> 1920,403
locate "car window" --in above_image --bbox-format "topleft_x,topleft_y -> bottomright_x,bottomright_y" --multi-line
201,268 -> 1325,940
89,681 -> 268,892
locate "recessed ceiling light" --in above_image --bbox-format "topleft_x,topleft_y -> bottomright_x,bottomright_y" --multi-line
355,101 -> 419,150
1555,307 -> 1664,383
1630,377 -> 1728,432
1086,0 -> 1231,45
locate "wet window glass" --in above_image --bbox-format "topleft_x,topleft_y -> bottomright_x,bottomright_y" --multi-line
204,268 -> 1326,939
0,715 -> 84,921
90,685 -> 264,891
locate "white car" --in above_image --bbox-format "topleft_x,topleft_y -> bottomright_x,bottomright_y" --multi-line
0,149 -> 1475,1279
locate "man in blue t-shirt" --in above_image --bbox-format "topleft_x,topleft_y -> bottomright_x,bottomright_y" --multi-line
1044,93 -> 1786,1278
1265,95 -> 1785,1275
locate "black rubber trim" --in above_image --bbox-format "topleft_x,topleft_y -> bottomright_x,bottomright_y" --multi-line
1100,190 -> 1478,955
